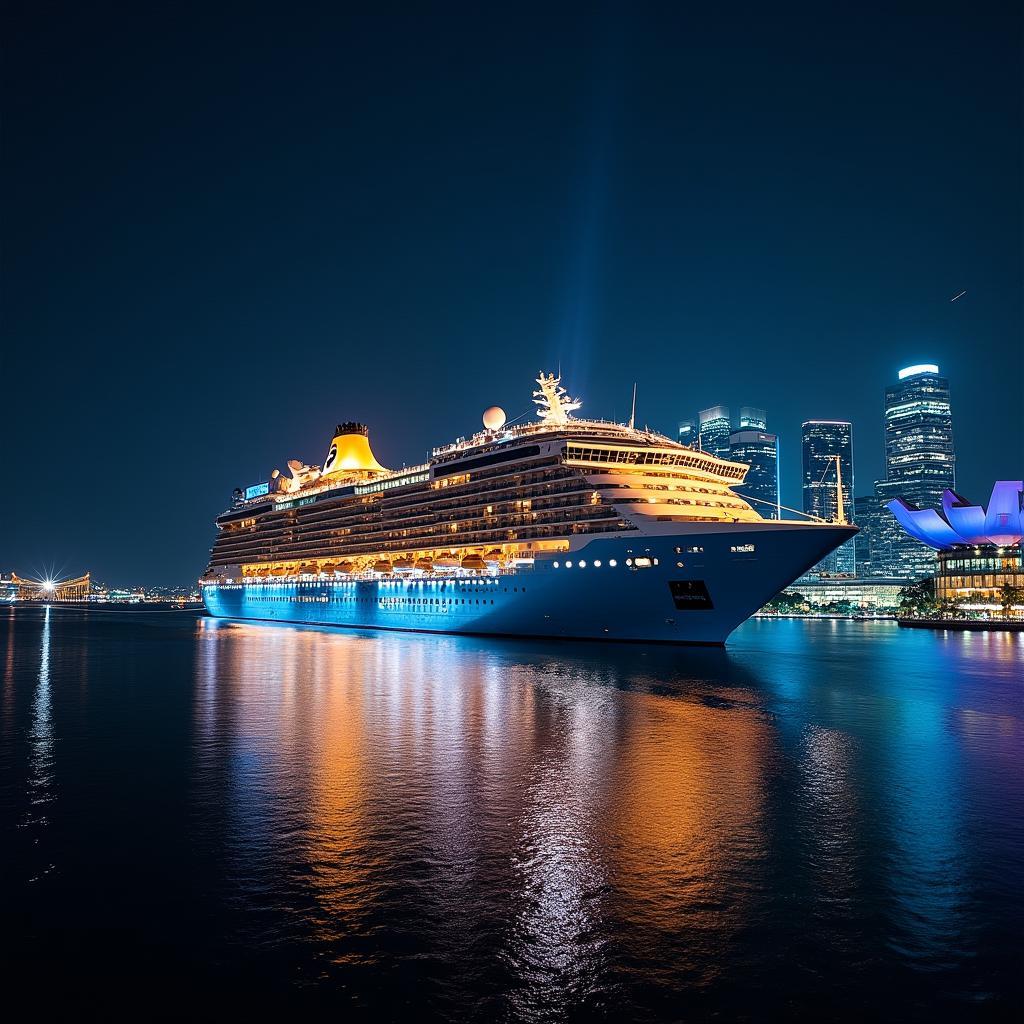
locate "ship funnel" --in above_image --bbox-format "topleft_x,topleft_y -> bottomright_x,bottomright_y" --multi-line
322,422 -> 387,476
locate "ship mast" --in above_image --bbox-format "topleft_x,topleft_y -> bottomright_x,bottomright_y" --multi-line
829,455 -> 846,524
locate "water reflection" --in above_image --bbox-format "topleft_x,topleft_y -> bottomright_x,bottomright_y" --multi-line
191,620 -> 789,1011
26,606 -> 56,883
183,617 -> 1024,1014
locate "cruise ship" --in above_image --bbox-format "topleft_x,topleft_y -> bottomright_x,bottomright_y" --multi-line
201,372 -> 855,644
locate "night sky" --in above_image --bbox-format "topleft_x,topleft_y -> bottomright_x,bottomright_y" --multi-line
4,4 -> 1021,586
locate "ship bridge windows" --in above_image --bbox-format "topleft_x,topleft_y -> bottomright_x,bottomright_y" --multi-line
564,444 -> 745,480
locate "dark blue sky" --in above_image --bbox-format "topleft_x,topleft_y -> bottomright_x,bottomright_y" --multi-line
4,4 -> 1021,586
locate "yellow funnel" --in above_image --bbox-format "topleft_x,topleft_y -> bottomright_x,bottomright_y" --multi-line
322,422 -> 386,476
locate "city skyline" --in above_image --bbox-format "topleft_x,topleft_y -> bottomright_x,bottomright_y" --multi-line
4,7 -> 1021,586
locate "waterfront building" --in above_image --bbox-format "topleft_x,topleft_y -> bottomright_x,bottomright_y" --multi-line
777,577 -> 910,613
870,364 -> 956,578
9,572 -> 91,601
738,406 -> 767,431
698,406 -> 732,459
802,420 -> 856,575
887,480 -> 1024,610
730,429 -> 780,519
935,548 -> 1024,608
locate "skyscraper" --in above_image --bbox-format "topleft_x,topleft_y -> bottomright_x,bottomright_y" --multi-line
738,406 -> 767,431
730,429 -> 780,519
698,406 -> 732,459
882,364 -> 955,505
678,418 -> 697,447
872,363 -> 955,578
802,420 -> 855,574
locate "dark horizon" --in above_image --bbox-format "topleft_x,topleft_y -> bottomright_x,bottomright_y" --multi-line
4,4 -> 1021,587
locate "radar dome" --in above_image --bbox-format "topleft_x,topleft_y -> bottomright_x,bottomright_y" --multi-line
483,406 -> 507,430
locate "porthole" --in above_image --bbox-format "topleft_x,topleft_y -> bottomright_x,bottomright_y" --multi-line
578,561 -> 586,568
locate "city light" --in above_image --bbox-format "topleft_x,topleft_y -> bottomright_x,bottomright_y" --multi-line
898,363 -> 939,380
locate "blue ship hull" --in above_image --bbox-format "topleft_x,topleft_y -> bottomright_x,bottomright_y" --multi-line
202,524 -> 855,645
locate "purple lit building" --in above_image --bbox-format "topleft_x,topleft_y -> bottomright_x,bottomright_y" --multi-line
888,482 -> 1024,607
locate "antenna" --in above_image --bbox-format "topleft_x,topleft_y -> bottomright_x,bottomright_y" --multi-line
628,382 -> 637,429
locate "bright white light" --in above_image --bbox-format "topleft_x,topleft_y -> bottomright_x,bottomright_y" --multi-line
609,559 -> 617,567
553,561 -> 560,568
593,560 -> 601,567
42,580 -> 55,592
578,560 -> 586,568
898,363 -> 939,380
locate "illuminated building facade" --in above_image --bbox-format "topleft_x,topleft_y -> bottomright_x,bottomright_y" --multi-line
729,429 -> 780,519
698,406 -> 732,459
779,577 -> 910,613
677,418 -> 696,447
801,421 -> 855,575
887,480 -> 1023,608
868,364 -> 956,578
934,548 -> 1024,606
738,406 -> 767,431
10,572 -> 91,601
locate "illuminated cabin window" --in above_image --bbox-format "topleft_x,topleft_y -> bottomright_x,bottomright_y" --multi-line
730,544 -> 755,553
609,559 -> 617,567
633,556 -> 652,568
593,560 -> 601,567
553,561 -> 560,568
565,560 -> 573,568
578,560 -> 586,568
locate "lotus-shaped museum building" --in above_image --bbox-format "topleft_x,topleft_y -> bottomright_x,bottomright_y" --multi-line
887,481 -> 1024,550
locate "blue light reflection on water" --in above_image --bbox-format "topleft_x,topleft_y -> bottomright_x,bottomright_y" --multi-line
2,608 -> 1022,1018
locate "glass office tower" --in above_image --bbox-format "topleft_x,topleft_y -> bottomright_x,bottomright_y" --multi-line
872,363 -> 955,579
802,420 -> 856,574
730,429 -> 780,519
882,364 -> 955,506
738,406 -> 767,431
678,418 -> 697,447
698,406 -> 732,459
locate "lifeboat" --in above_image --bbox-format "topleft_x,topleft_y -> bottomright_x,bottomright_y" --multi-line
321,562 -> 338,574
337,561 -> 355,574
461,554 -> 487,571
255,567 -> 271,577
434,553 -> 460,568
485,548 -> 503,565
270,566 -> 288,577
414,557 -> 434,571
393,557 -> 416,572
373,559 -> 394,574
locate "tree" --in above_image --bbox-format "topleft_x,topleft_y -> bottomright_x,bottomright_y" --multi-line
999,583 -> 1024,618
899,579 -> 937,618
762,590 -> 806,614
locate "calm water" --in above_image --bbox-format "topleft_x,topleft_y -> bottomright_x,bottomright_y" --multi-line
2,607 -> 1022,1019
